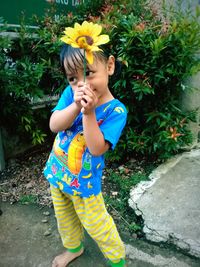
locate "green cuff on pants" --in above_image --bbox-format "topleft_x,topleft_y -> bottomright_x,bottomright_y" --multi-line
67,242 -> 83,253
108,259 -> 126,267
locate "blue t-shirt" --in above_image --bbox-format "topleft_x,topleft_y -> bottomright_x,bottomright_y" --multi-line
44,86 -> 127,198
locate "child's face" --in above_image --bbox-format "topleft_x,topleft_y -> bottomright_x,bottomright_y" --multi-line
65,55 -> 115,100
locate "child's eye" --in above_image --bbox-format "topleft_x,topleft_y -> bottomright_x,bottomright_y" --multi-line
85,70 -> 94,77
68,77 -> 77,84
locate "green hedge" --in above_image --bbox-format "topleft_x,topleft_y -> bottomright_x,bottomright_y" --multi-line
0,0 -> 200,161
106,0 -> 200,161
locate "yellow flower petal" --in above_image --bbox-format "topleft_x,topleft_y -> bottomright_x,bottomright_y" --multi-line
70,42 -> 81,48
74,22 -> 81,30
63,28 -> 78,40
60,21 -> 110,67
83,23 -> 102,37
60,36 -> 71,44
79,21 -> 90,35
82,21 -> 90,30
63,27 -> 74,36
60,21 -> 109,50
91,46 -> 102,52
86,50 -> 94,64
90,24 -> 102,37
95,35 -> 110,46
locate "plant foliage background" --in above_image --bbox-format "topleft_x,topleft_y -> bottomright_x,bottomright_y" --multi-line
1,0 -> 200,161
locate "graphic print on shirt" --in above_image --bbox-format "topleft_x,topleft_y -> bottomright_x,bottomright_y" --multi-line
68,131 -> 86,175
53,135 -> 68,166
51,103 -> 113,181
52,130 -> 87,190
43,92 -> 127,197
82,152 -> 92,171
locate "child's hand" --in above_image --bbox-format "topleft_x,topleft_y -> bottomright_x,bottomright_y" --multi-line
80,84 -> 98,114
73,83 -> 85,109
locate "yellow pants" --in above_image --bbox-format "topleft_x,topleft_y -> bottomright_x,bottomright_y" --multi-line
50,185 -> 125,263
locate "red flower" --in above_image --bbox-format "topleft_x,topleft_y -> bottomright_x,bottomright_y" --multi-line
169,127 -> 184,141
135,22 -> 145,31
67,12 -> 73,19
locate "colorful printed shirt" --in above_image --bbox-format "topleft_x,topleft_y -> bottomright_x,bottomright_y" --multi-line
44,86 -> 127,198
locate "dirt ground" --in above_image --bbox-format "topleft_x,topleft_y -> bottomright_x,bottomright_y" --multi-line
1,201 -> 200,267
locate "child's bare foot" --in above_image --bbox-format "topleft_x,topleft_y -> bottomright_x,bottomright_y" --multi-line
52,248 -> 84,267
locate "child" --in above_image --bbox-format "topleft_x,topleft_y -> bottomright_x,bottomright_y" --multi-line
44,33 -> 127,266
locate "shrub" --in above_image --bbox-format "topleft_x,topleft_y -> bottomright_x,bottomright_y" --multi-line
0,13 -> 63,146
100,0 -> 200,161
0,21 -> 47,145
1,0 -> 200,161
0,8 -> 88,147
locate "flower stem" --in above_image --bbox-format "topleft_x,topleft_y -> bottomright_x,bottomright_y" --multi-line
84,49 -> 86,82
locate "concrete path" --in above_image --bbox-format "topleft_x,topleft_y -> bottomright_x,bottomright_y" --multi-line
0,202 -> 200,267
129,149 -> 200,259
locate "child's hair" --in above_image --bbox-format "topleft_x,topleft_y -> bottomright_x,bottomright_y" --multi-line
60,44 -> 121,77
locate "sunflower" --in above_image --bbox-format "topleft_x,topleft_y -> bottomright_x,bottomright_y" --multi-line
60,21 -> 110,64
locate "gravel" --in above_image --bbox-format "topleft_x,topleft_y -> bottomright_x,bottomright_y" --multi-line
0,147 -> 52,206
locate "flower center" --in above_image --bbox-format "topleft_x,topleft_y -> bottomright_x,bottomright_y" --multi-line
76,35 -> 94,47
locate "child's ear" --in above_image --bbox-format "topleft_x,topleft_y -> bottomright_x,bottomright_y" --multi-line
107,55 -> 115,76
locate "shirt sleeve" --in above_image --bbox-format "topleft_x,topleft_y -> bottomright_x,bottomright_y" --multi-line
100,103 -> 127,150
52,85 -> 73,111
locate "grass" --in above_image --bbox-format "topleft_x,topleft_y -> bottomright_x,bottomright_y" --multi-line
19,194 -> 38,204
103,163 -> 155,236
